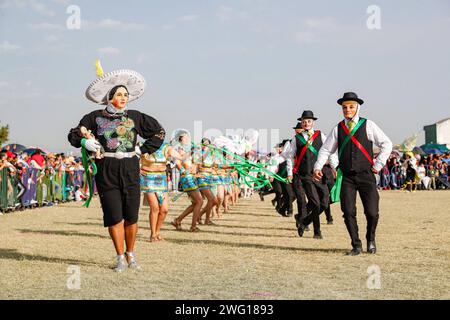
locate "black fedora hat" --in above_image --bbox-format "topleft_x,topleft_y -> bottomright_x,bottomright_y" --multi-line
297,110 -> 317,121
292,122 -> 302,129
337,92 -> 364,105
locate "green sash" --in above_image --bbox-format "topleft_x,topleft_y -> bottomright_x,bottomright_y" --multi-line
295,133 -> 319,156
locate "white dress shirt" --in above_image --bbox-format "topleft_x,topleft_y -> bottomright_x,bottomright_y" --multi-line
285,130 -> 338,176
266,155 -> 284,174
313,116 -> 393,172
266,141 -> 290,174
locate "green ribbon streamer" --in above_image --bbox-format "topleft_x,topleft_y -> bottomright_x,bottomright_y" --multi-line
204,144 -> 287,190
81,146 -> 97,208
330,118 -> 366,203
171,142 -> 288,197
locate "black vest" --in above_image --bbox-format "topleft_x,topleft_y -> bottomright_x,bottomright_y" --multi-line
295,131 -> 323,176
337,119 -> 374,174
278,161 -> 288,178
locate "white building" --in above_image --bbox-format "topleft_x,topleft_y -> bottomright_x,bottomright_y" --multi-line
423,118 -> 450,148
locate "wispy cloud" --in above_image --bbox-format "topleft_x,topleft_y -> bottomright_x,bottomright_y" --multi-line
177,14 -> 199,22
32,43 -> 68,54
0,79 -> 41,98
293,31 -> 316,44
0,0 -> 55,16
136,52 -> 156,64
0,81 -> 10,89
50,0 -> 69,5
160,14 -> 199,31
97,47 -> 121,55
200,46 -> 251,58
303,17 -> 338,30
82,19 -> 147,31
0,0 -> 27,10
162,24 -> 176,31
0,40 -> 21,53
293,17 -> 339,44
44,35 -> 60,43
29,22 -> 65,31
29,0 -> 55,16
217,6 -> 233,21
216,5 -> 248,22
216,6 -> 248,22
97,18 -> 147,30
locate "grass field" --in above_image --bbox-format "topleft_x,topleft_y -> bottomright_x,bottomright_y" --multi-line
0,190 -> 449,300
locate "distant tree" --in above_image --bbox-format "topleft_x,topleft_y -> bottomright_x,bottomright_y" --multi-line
0,123 -> 9,145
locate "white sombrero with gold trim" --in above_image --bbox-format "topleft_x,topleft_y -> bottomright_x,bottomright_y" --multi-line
85,61 -> 146,105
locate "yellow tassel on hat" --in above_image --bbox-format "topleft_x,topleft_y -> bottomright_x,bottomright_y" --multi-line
95,59 -> 104,77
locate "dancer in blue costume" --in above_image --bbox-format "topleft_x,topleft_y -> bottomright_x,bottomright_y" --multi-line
195,138 -> 219,225
170,130 -> 204,232
140,142 -> 182,242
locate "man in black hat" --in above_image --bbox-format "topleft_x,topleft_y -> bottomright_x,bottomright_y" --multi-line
286,110 -> 337,239
313,92 -> 392,255
290,122 -> 309,228
277,139 -> 295,216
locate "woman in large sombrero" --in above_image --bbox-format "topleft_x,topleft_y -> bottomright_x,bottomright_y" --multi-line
68,66 -> 165,272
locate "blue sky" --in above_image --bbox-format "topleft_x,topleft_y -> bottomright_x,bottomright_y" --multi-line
1,0 -> 449,153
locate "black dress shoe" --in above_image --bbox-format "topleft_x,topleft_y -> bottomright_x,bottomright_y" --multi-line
347,247 -> 362,256
297,222 -> 307,237
313,233 -> 323,239
276,207 -> 285,216
367,241 -> 377,254
294,214 -> 299,225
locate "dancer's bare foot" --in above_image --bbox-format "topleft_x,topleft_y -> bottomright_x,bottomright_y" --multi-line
156,234 -> 164,241
150,235 -> 159,242
189,226 -> 201,232
205,220 -> 215,225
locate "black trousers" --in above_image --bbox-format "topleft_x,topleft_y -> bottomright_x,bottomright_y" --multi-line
271,180 -> 283,207
322,165 -> 335,222
324,181 -> 334,222
299,175 -> 329,234
279,181 -> 295,214
340,170 -> 379,248
292,174 -> 307,219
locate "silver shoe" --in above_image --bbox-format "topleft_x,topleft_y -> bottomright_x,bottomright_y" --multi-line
125,252 -> 142,271
113,254 -> 128,273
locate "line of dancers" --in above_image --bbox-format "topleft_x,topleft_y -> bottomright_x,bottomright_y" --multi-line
141,92 -> 393,257
140,131 -> 242,239
69,60 -> 393,272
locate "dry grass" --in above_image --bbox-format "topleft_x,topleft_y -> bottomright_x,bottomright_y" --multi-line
0,190 -> 449,300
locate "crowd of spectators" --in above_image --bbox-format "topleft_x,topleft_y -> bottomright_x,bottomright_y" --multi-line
378,152 -> 450,192
0,147 -> 87,212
